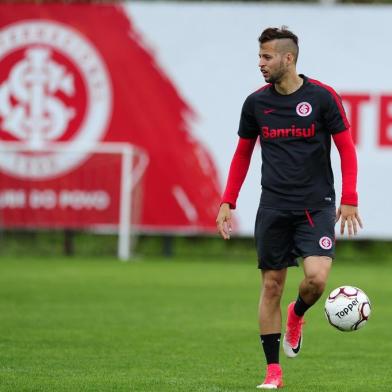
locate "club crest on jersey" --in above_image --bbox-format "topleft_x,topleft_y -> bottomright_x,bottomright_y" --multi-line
319,236 -> 333,250
296,102 -> 312,117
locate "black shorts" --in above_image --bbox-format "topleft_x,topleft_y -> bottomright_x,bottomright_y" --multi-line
254,206 -> 336,270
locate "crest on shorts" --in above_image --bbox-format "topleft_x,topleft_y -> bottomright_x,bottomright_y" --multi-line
296,102 -> 312,117
319,236 -> 333,250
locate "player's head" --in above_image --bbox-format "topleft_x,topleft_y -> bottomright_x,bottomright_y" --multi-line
258,26 -> 299,83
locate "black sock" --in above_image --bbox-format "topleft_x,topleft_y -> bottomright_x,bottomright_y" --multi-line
294,295 -> 311,317
260,333 -> 281,364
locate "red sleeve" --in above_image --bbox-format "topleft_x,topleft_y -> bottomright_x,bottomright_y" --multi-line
332,130 -> 358,206
221,137 -> 257,209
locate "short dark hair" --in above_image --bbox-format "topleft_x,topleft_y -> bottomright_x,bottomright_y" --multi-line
258,26 -> 299,62
258,26 -> 298,46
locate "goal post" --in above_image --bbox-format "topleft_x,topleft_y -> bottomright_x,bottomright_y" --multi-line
118,144 -> 132,261
0,141 -> 148,261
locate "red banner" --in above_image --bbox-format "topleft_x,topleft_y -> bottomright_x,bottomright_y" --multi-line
0,153 -> 122,228
0,4 -> 221,232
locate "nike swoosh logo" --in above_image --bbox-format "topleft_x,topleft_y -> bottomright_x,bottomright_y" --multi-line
264,109 -> 275,114
292,336 -> 302,354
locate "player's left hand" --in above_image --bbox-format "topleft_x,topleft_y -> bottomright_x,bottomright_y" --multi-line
216,203 -> 232,240
336,204 -> 363,236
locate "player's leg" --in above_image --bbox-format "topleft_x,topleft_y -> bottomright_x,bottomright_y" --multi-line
257,269 -> 287,389
254,207 -> 295,389
259,269 -> 288,334
300,255 -> 332,306
283,208 -> 335,358
283,256 -> 332,357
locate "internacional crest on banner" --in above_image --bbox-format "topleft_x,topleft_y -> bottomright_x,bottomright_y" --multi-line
0,4 -> 222,236
0,21 -> 112,179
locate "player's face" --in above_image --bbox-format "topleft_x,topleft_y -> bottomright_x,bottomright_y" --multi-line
258,41 -> 288,83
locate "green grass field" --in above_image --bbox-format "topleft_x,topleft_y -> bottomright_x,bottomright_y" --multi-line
0,254 -> 390,391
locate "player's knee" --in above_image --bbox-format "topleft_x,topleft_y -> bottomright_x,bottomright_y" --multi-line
307,275 -> 327,296
263,279 -> 284,300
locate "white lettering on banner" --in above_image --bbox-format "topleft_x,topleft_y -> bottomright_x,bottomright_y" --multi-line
0,190 -> 26,208
29,189 -> 57,209
59,190 -> 110,210
11,154 -> 60,178
0,189 -> 110,210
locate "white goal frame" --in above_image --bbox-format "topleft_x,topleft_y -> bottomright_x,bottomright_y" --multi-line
0,141 -> 145,261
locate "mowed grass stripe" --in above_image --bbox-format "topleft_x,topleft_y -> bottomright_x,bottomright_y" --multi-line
0,256 -> 390,391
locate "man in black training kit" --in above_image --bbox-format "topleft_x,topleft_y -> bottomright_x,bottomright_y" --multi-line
216,27 -> 362,389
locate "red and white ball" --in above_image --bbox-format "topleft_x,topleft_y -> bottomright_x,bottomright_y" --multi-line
324,286 -> 371,332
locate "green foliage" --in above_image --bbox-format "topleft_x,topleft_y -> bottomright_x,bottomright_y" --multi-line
1,230 -> 392,264
0,255 -> 390,391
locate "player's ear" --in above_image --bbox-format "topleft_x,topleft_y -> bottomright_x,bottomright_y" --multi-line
286,52 -> 295,65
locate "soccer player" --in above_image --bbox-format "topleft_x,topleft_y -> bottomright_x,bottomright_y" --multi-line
216,27 -> 362,389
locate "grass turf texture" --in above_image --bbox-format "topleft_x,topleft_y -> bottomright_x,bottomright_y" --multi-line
0,256 -> 390,391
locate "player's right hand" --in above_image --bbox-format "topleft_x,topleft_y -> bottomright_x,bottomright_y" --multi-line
216,203 -> 232,240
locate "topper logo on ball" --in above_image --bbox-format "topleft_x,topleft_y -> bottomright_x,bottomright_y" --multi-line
0,21 -> 112,179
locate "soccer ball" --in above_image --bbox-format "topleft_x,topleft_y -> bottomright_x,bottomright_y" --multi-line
324,286 -> 371,332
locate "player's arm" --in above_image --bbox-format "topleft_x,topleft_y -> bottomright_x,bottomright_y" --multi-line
216,94 -> 259,240
332,130 -> 363,236
216,137 -> 257,239
321,85 -> 363,236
